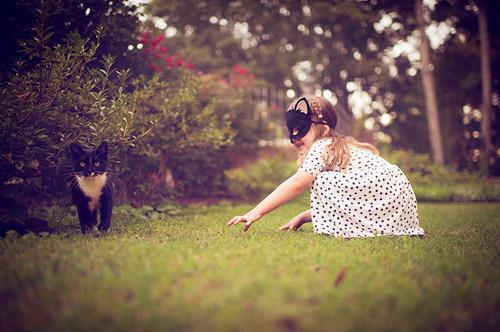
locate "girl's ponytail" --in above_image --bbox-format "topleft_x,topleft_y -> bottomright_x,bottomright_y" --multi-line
323,134 -> 379,170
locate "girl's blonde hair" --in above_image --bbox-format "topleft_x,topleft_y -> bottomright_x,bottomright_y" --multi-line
289,95 -> 379,170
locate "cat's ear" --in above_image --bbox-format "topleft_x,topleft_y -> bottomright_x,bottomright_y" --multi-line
70,143 -> 85,160
96,142 -> 108,158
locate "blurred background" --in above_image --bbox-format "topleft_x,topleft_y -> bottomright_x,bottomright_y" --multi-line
0,0 -> 499,212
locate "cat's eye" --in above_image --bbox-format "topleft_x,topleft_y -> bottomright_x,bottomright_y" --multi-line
94,162 -> 100,166
79,162 -> 86,167
292,128 -> 300,136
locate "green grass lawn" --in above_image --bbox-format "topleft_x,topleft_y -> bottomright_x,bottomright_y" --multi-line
0,199 -> 499,331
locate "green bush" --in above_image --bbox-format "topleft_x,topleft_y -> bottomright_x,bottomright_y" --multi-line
382,149 -> 500,202
382,149 -> 478,185
225,156 -> 296,200
198,74 -> 266,146
224,149 -> 500,202
168,146 -> 229,198
0,24 -> 151,199
412,183 -> 500,202
0,6 -> 235,209
116,73 -> 234,202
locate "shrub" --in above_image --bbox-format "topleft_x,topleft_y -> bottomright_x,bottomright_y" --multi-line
382,149 -> 500,202
225,156 -> 296,200
0,6 -> 235,210
382,149 -> 479,185
198,73 -> 265,146
168,146 -> 230,198
0,23 -> 151,200
117,73 -> 234,201
224,148 -> 500,203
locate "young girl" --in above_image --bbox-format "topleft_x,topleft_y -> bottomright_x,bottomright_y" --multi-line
227,95 -> 425,238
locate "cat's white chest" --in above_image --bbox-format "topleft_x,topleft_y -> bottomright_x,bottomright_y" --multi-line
76,173 -> 107,210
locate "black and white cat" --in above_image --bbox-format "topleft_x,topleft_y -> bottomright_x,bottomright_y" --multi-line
69,142 -> 113,234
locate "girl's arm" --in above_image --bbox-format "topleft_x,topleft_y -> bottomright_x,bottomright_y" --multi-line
279,209 -> 311,231
227,170 -> 314,231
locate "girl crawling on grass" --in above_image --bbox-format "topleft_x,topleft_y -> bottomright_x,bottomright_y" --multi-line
227,95 -> 425,238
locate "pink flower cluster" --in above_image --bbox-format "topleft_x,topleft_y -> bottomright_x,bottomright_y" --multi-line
140,31 -> 195,73
229,64 -> 255,87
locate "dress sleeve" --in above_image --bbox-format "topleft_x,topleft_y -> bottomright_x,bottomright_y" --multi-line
299,139 -> 327,178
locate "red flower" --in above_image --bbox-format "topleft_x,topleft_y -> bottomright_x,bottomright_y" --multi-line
232,64 -> 240,73
176,59 -> 184,67
239,67 -> 247,75
149,63 -> 162,73
140,31 -> 151,44
152,34 -> 165,46
186,62 -> 195,70
159,47 -> 167,53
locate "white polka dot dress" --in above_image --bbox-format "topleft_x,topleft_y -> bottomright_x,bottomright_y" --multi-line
299,138 -> 425,238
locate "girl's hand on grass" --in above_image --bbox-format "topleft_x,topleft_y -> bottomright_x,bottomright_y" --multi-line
279,209 -> 311,231
279,216 -> 305,231
227,212 -> 261,232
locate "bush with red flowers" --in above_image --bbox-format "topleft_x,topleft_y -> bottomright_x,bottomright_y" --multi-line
139,31 -> 196,77
230,64 -> 255,88
0,21 -> 234,205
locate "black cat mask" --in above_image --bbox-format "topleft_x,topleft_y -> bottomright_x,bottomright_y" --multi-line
284,97 -> 327,143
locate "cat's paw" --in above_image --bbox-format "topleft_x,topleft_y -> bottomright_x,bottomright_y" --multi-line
98,226 -> 111,234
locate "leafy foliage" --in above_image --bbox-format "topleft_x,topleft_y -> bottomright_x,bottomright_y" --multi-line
0,0 -> 143,77
116,73 -> 234,201
224,148 -> 500,202
0,24 -> 151,196
0,5 -> 235,206
225,155 -> 296,200
382,149 -> 500,201
151,0 -> 500,173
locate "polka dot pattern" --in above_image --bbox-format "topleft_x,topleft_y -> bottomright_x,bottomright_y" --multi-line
299,138 -> 425,238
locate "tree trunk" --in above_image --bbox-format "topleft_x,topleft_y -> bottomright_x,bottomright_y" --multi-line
478,2 -> 492,172
415,0 -> 445,165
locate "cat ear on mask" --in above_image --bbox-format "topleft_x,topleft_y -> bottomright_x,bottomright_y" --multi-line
96,142 -> 108,158
293,97 -> 311,115
70,143 -> 85,160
